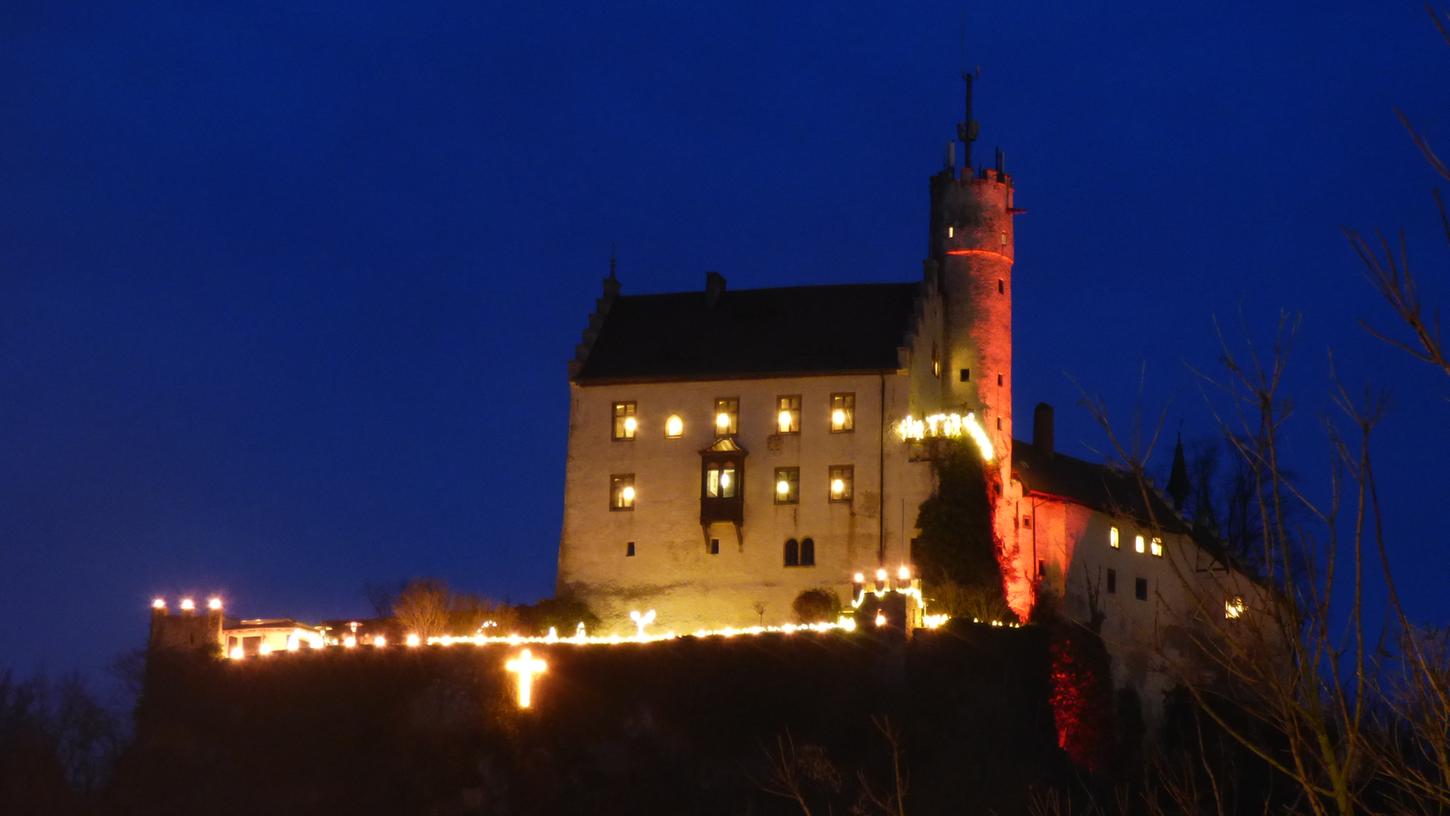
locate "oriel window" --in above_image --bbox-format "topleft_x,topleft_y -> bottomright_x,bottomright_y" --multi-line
704,463 -> 738,499
829,393 -> 855,433
714,398 -> 739,436
776,395 -> 801,434
774,467 -> 800,504
828,465 -> 854,503
612,401 -> 638,440
610,474 -> 636,511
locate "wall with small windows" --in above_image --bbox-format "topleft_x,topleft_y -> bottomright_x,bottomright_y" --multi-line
1012,494 -> 1268,720
557,371 -> 937,635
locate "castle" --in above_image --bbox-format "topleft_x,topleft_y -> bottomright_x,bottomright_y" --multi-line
556,78 -> 1259,698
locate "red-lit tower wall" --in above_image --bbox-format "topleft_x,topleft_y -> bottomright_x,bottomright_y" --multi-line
927,86 -> 1030,617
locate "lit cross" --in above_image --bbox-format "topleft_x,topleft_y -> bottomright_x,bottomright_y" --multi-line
505,649 -> 547,709
630,608 -> 656,640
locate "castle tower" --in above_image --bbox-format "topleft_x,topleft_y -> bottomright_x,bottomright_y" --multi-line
928,73 -> 1031,617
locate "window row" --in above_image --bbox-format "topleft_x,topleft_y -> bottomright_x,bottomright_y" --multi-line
610,394 -> 855,441
609,466 -> 854,510
1104,569 -> 1150,601
620,536 -> 819,567
1107,526 -> 1163,557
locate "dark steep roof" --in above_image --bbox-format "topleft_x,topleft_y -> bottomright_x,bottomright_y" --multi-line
1012,441 -> 1191,535
574,282 -> 920,382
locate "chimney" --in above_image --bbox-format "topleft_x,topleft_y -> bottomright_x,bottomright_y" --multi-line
704,271 -> 726,309
1033,403 -> 1054,457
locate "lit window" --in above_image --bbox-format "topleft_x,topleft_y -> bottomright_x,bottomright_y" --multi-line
784,538 -> 799,567
612,401 -> 637,440
931,344 -> 940,377
705,463 -> 737,498
1134,534 -> 1146,554
776,395 -> 801,434
610,474 -> 635,511
664,414 -> 684,438
1109,526 -> 1120,549
947,225 -> 954,238
625,541 -> 635,557
714,398 -> 739,436
774,467 -> 800,504
830,393 -> 855,432
1150,537 -> 1163,557
1134,577 -> 1148,601
1106,568 -> 1116,594
799,537 -> 815,566
828,465 -> 853,502
1225,595 -> 1246,620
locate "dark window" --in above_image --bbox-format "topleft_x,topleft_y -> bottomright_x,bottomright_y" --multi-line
997,373 -> 1003,386
959,368 -> 970,382
1036,559 -> 1046,578
784,538 -> 800,566
708,538 -> 719,555
1022,515 -> 1032,529
774,467 -> 800,504
998,279 -> 1005,294
931,344 -> 940,377
829,393 -> 855,432
610,474 -> 636,511
1106,568 -> 1117,594
626,541 -> 635,557
775,395 -> 801,434
996,417 -> 1002,430
612,401 -> 637,440
828,465 -> 854,503
1134,577 -> 1148,601
800,538 -> 815,566
713,397 -> 739,436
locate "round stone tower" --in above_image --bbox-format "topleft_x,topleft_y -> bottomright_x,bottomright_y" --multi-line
928,73 -> 1030,618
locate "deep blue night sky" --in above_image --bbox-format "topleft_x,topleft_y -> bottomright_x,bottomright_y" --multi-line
3,1 -> 1447,678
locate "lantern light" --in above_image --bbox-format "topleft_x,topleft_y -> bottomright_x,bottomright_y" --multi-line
151,597 -> 166,610
853,572 -> 865,583
832,408 -> 847,427
229,646 -> 244,660
179,598 -> 195,611
897,565 -> 911,581
831,478 -> 846,497
207,597 -> 222,611
623,416 -> 638,434
777,410 -> 793,433
373,635 -> 387,648
621,485 -> 636,503
715,412 -> 730,430
343,635 -> 357,648
505,649 -> 547,709
874,612 -> 887,627
405,633 -> 421,647
776,479 -> 790,496
875,568 -> 888,583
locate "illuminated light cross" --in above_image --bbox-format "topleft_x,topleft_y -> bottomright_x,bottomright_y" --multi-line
630,609 -> 656,640
505,649 -> 547,709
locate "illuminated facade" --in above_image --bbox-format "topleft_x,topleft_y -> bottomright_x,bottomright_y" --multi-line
558,80 -> 1026,634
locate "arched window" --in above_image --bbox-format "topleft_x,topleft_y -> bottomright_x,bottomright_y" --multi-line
783,538 -> 799,567
799,537 -> 815,566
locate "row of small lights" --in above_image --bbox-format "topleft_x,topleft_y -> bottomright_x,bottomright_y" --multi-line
622,407 -> 853,440
894,412 -> 996,462
152,596 -> 222,612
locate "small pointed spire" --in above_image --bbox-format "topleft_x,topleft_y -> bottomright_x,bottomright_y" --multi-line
956,69 -> 981,174
1166,432 -> 1190,512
